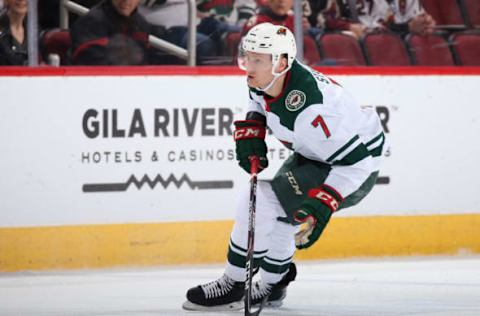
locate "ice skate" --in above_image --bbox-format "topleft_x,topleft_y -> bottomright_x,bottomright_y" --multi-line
252,262 -> 297,308
182,274 -> 245,311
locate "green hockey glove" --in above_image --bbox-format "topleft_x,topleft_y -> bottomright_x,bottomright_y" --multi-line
294,185 -> 343,249
233,120 -> 268,174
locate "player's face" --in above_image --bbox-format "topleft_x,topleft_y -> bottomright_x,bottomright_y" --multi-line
239,52 -> 274,89
112,0 -> 141,17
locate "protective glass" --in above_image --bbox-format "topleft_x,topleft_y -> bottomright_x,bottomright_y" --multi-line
237,46 -> 272,72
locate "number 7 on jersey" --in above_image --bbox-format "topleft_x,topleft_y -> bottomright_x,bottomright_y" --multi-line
311,115 -> 331,138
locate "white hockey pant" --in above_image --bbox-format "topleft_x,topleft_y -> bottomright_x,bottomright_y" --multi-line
225,180 -> 299,284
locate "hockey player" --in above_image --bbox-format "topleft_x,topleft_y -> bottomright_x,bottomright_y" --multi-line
183,22 -> 385,311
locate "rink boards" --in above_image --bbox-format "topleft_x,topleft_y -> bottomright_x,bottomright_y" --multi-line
1,214 -> 480,271
1,67 -> 479,272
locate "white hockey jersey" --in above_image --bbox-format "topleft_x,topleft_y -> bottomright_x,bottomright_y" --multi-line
388,0 -> 425,23
247,60 -> 385,199
356,0 -> 391,29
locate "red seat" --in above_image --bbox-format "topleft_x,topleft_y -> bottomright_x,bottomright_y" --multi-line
303,35 -> 322,66
318,33 -> 366,66
362,32 -> 411,66
420,0 -> 465,27
40,29 -> 71,65
450,32 -> 480,66
225,31 -> 242,64
256,0 -> 268,7
406,33 -> 455,66
461,0 -> 480,27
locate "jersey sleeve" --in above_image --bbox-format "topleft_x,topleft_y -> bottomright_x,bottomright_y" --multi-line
294,104 -> 375,198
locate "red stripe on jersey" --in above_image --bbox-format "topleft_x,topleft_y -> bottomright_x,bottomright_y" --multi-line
327,76 -> 341,86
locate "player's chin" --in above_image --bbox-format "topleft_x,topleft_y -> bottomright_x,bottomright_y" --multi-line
246,78 -> 256,88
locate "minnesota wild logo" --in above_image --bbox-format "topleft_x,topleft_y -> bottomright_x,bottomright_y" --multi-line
277,27 -> 287,36
285,90 -> 306,111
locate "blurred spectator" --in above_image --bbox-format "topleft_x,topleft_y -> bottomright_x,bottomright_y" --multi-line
197,0 -> 256,28
304,0 -> 328,32
242,0 -> 321,65
0,0 -> 4,11
71,0 -> 152,65
76,0 -> 103,8
197,0 -> 256,56
322,0 -> 391,39
70,0 -> 104,26
39,0 -> 60,30
386,0 -> 435,36
138,0 -> 182,36
0,0 -> 28,66
38,0 -> 101,30
243,0 -> 310,34
139,0 -> 217,64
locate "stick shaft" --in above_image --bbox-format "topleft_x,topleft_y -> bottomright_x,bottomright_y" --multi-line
245,157 -> 259,315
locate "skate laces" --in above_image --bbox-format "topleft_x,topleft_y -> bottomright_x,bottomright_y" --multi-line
201,274 -> 235,299
252,280 -> 273,300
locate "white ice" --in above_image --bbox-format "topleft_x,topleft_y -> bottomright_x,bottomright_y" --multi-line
1,256 -> 479,316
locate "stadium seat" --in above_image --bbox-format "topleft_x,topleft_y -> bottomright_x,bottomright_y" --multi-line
362,32 -> 411,66
256,0 -> 268,7
40,29 -> 71,65
450,32 -> 480,65
406,33 -> 455,66
225,31 -> 242,64
420,0 -> 466,28
303,35 -> 322,66
318,33 -> 366,66
461,0 -> 480,28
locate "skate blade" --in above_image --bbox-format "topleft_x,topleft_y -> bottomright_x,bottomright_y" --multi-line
252,300 -> 283,309
182,300 -> 244,311
264,300 -> 283,308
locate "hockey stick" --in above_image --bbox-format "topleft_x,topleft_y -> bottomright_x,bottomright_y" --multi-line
244,156 -> 267,316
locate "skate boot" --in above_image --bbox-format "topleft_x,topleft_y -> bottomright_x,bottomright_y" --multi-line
252,262 -> 297,308
182,274 -> 245,311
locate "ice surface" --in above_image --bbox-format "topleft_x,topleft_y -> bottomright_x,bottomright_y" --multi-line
1,256 -> 479,316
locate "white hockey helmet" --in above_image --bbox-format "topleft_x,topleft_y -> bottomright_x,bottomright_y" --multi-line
239,22 -> 297,75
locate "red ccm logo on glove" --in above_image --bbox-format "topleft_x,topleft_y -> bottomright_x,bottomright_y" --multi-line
308,188 -> 340,212
233,126 -> 266,140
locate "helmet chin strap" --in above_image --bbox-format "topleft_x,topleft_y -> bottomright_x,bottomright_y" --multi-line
256,57 -> 289,92
256,73 -> 281,92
